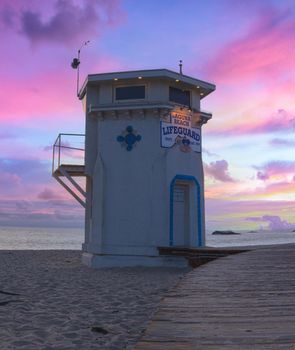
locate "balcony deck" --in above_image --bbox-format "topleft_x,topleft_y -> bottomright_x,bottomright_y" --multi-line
53,164 -> 85,177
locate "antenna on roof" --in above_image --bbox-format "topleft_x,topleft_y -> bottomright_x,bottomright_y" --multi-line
179,60 -> 183,75
71,41 -> 90,98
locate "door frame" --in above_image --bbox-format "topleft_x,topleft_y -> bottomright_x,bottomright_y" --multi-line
169,175 -> 203,247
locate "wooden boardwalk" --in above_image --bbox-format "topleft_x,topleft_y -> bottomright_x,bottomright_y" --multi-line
135,244 -> 295,349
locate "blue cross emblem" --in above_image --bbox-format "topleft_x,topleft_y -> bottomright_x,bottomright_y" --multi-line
117,126 -> 142,151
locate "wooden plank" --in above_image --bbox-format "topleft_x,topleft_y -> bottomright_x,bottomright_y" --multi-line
135,244 -> 295,349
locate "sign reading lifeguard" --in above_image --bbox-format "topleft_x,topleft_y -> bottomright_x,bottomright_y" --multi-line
161,108 -> 201,153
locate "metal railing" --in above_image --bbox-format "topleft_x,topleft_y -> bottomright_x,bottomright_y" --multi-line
52,133 -> 85,174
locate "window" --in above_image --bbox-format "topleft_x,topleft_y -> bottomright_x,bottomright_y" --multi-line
169,86 -> 190,107
115,85 -> 145,100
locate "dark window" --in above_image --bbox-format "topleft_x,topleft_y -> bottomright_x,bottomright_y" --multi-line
169,86 -> 190,107
115,85 -> 145,100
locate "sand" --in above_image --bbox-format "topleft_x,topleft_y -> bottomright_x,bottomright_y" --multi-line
0,250 -> 188,350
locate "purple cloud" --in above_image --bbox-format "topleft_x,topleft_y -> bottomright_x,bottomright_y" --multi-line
202,148 -> 219,158
0,199 -> 83,227
1,0 -> 123,46
0,131 -> 17,139
246,215 -> 295,231
0,158 -> 50,182
269,138 -> 295,147
0,171 -> 21,187
38,188 -> 62,200
254,160 -> 295,181
0,5 -> 15,28
0,158 -> 53,198
204,160 -> 235,182
245,217 -> 262,222
22,2 -> 92,45
256,171 -> 269,181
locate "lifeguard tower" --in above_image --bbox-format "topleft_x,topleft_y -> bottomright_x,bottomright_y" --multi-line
53,69 -> 215,267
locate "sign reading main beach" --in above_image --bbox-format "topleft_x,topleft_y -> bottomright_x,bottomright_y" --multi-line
161,109 -> 201,153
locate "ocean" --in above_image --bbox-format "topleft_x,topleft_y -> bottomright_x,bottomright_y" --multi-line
0,226 -> 84,250
0,226 -> 295,250
207,230 -> 295,247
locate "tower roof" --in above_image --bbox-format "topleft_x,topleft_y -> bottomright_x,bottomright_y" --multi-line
79,69 -> 215,100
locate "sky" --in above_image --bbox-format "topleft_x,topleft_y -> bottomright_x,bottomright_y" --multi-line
1,0 -> 295,232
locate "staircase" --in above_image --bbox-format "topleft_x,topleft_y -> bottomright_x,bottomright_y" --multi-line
52,133 -> 86,207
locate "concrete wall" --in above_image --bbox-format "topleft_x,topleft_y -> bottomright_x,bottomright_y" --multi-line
82,77 -> 206,260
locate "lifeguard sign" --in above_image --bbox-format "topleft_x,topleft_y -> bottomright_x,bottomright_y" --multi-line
161,108 -> 201,153
53,69 -> 215,267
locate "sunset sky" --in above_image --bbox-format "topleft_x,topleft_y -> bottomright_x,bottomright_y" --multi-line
1,0 -> 295,231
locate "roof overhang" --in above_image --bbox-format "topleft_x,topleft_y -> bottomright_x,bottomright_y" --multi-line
78,69 -> 215,100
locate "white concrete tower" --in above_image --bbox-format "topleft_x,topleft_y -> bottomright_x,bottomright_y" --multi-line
53,69 -> 215,267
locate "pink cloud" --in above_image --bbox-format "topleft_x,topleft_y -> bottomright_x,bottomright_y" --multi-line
0,198 -> 84,227
204,160 -> 235,182
38,188 -> 63,200
0,171 -> 21,187
236,181 -> 295,199
0,1 -> 125,123
206,174 -> 295,201
205,182 -> 237,199
207,109 -> 295,136
204,7 -> 295,84
245,109 -> 295,134
0,158 -> 57,200
0,70 -> 77,124
206,198 -> 295,216
0,52 -> 125,127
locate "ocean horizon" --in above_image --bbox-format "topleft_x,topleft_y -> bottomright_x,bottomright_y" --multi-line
0,226 -> 84,250
1,226 -> 295,250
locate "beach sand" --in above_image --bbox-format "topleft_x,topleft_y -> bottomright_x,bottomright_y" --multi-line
0,250 -> 188,350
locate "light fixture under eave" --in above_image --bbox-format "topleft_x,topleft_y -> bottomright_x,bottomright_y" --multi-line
114,78 -> 118,81
196,86 -> 200,89
138,76 -> 142,79
200,92 -> 204,96
175,79 -> 179,82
